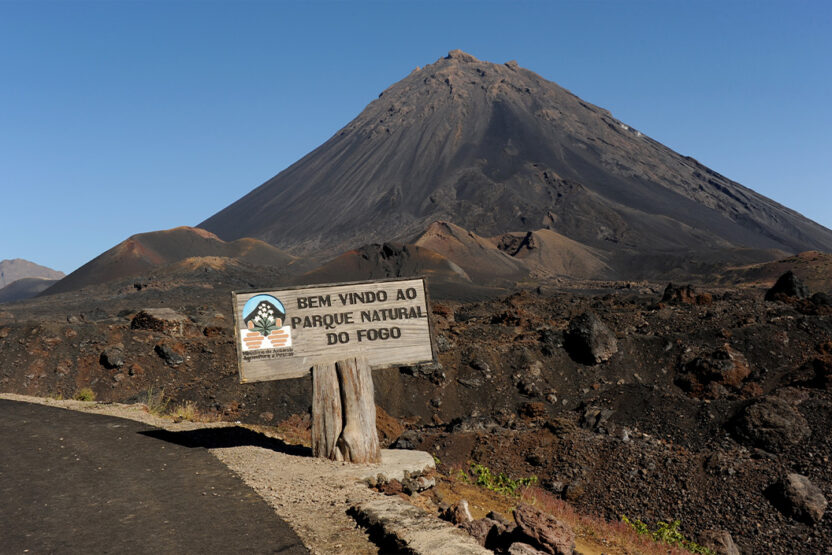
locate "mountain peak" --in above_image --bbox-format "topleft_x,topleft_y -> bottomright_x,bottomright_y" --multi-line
200,52 -> 832,276
444,49 -> 479,63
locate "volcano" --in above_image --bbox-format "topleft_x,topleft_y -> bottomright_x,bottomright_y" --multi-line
201,50 -> 832,279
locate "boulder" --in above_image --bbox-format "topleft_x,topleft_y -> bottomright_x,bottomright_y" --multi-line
513,503 -> 575,555
698,529 -> 740,555
661,283 -> 712,305
444,499 -> 473,525
99,344 -> 125,369
154,342 -> 185,367
580,405 -> 614,431
732,397 -> 811,452
459,518 -> 500,547
768,473 -> 827,524
564,312 -> 617,364
765,271 -> 809,302
509,543 -> 547,555
677,344 -> 751,397
811,292 -> 832,307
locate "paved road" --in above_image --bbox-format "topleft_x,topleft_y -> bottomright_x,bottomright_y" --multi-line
0,399 -> 308,553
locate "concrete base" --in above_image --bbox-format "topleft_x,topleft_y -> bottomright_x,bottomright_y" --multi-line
326,449 -> 435,483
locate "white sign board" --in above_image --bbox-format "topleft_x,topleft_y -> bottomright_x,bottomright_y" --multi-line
232,278 -> 435,383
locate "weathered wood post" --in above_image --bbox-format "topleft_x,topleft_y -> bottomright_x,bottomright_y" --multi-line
311,362 -> 343,461
312,356 -> 380,463
233,278 -> 434,466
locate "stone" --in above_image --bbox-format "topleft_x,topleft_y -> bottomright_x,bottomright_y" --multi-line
698,529 -> 740,555
509,542 -> 547,554
99,344 -> 125,369
732,397 -> 811,452
661,283 -> 712,305
765,271 -> 810,301
811,292 -> 832,307
677,344 -> 751,397
391,429 -> 421,450
154,343 -> 185,367
445,499 -> 473,525
579,406 -> 613,431
564,312 -> 617,364
131,308 -> 192,335
563,481 -> 585,503
519,402 -> 547,420
768,473 -> 827,524
459,518 -> 500,546
513,503 -> 575,555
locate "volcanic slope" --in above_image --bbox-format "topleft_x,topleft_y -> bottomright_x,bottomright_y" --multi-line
0,259 -> 64,289
201,50 -> 832,278
43,227 -> 296,295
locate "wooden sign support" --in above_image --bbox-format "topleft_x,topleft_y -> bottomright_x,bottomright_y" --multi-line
232,278 -> 435,465
311,356 -> 381,464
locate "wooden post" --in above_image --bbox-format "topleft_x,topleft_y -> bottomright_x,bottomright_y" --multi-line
311,363 -> 343,461
311,356 -> 381,464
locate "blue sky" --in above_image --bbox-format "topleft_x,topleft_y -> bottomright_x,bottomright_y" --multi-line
1,0 -> 830,273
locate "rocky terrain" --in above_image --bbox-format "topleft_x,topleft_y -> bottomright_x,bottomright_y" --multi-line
1,254 -> 830,553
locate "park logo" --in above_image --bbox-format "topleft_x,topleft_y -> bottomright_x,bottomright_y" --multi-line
239,294 -> 293,351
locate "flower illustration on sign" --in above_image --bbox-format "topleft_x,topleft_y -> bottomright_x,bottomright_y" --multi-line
240,295 -> 293,351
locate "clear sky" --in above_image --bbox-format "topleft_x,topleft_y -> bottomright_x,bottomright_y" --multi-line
1,0 -> 830,274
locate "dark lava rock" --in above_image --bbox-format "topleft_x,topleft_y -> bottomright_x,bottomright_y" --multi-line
676,344 -> 751,397
811,292 -> 832,306
564,312 -> 617,364
391,429 -> 422,450
732,397 -> 811,452
765,271 -> 810,301
514,503 -> 575,555
698,529 -> 740,555
154,343 -> 185,367
99,344 -> 125,369
767,473 -> 828,524
132,308 -> 191,335
661,283 -> 712,305
579,406 -> 613,431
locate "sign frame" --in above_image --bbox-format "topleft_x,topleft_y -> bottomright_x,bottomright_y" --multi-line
231,277 -> 437,383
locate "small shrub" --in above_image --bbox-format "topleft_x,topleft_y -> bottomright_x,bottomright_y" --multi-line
169,400 -> 198,421
142,387 -> 170,416
621,515 -> 715,555
461,462 -> 538,497
74,388 -> 95,402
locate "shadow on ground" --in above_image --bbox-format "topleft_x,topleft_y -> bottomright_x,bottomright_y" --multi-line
141,426 -> 312,457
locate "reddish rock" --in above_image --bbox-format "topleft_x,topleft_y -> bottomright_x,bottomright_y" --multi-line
459,518 -> 500,546
513,503 -> 574,555
509,542 -> 547,554
444,499 -> 473,524
661,283 -> 712,305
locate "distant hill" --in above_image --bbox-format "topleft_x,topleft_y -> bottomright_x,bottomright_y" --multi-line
201,50 -> 832,282
43,227 -> 296,295
0,277 -> 61,304
0,259 -> 64,289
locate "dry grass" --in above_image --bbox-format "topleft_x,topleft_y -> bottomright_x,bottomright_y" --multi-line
431,466 -> 698,555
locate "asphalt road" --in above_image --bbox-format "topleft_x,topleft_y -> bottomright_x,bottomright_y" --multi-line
0,399 -> 308,553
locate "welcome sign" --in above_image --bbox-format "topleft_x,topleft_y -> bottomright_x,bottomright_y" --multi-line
232,278 -> 435,383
